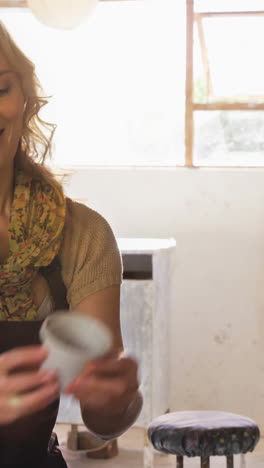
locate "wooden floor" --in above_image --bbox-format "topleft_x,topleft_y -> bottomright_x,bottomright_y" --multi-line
55,424 -> 264,468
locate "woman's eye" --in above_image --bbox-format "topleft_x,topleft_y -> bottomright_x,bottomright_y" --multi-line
0,87 -> 10,96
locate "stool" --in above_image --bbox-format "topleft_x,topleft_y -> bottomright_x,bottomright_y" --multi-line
148,411 -> 260,467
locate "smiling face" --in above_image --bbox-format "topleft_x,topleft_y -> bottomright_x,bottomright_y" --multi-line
0,53 -> 25,171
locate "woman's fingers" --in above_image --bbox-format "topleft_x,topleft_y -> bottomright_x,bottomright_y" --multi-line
0,346 -> 48,375
17,381 -> 60,417
0,370 -> 57,395
0,346 -> 61,425
0,380 -> 60,424
69,375 -> 137,406
77,357 -> 138,379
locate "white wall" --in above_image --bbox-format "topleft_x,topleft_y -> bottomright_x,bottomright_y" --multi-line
65,167 -> 264,430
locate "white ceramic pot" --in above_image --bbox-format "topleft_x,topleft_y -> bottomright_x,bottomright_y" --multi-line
39,311 -> 112,390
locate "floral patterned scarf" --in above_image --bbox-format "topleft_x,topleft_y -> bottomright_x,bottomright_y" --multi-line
0,168 -> 66,321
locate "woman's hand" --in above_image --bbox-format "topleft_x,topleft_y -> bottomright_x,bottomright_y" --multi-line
0,346 -> 59,425
65,355 -> 140,435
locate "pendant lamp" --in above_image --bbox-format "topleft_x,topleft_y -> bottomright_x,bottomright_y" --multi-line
27,0 -> 98,30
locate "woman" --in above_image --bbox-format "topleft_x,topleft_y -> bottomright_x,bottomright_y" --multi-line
0,21 -> 142,467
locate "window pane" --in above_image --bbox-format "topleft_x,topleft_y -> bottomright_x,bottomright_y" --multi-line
0,0 -> 185,167
194,16 -> 264,102
194,111 -> 264,166
195,0 -> 264,13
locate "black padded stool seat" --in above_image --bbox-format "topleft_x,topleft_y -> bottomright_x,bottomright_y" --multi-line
148,411 -> 260,468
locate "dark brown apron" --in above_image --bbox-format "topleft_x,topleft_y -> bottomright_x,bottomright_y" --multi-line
0,257 -> 69,467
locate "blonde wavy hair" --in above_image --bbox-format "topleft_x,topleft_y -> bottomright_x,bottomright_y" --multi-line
0,21 -> 61,189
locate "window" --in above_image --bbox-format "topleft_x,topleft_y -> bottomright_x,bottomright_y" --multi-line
188,0 -> 264,167
0,0 -> 184,167
2,1 -> 263,167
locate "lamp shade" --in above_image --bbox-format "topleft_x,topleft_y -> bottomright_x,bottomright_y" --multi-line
27,0 -> 98,30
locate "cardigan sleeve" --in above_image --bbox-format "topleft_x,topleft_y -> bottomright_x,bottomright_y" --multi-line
59,198 -> 122,309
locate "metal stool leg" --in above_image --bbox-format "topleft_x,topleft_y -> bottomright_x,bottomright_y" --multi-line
143,428 -> 154,468
227,455 -> 234,468
240,454 -> 247,468
177,456 -> 183,468
201,456 -> 210,468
